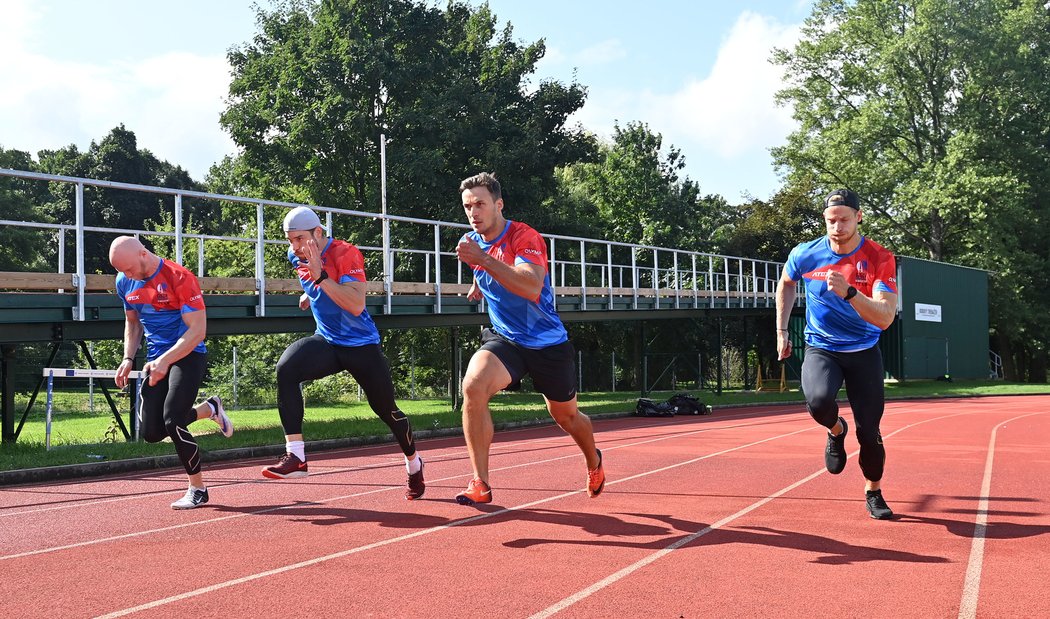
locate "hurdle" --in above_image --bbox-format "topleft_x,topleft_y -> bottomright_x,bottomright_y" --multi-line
41,368 -> 144,450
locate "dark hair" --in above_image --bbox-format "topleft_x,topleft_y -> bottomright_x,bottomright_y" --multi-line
459,172 -> 502,201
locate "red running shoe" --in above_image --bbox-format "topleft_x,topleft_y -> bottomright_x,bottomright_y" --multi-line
455,477 -> 492,505
587,449 -> 606,498
405,457 -> 425,500
262,452 -> 308,479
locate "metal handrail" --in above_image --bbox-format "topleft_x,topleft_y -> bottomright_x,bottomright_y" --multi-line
0,167 -> 800,319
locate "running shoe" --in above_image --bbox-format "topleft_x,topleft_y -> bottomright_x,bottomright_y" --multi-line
171,487 -> 209,510
262,452 -> 309,479
455,477 -> 492,505
208,395 -> 233,438
587,449 -> 606,498
405,457 -> 425,500
865,489 -> 894,520
825,417 -> 848,474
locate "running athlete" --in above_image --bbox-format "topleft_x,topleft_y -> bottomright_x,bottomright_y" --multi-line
110,236 -> 233,510
261,207 -> 425,500
453,172 -> 605,505
775,189 -> 898,520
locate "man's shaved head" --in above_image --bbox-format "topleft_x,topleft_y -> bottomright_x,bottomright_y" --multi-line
109,236 -> 154,280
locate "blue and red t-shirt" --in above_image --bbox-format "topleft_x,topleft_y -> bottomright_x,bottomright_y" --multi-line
116,259 -> 207,360
467,220 -> 568,349
784,236 -> 897,351
290,238 -> 380,347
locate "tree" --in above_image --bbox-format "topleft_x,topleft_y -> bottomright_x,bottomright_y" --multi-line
772,0 -> 1050,381
34,125 -> 205,274
220,0 -> 593,258
0,148 -> 51,271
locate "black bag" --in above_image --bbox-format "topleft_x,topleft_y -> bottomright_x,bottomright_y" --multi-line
667,392 -> 710,415
634,398 -> 675,417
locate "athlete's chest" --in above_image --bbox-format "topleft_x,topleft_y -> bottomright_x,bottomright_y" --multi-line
124,280 -> 180,310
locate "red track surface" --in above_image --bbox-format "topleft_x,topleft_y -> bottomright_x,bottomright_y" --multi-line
1,396 -> 1047,618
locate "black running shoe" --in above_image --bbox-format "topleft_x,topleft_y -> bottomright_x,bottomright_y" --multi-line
825,417 -> 848,474
405,457 -> 425,500
866,489 -> 893,520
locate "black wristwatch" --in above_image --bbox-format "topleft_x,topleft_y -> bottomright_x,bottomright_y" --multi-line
313,269 -> 329,286
844,285 -> 858,301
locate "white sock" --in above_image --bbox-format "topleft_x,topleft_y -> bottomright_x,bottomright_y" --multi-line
287,440 -> 306,462
406,454 -> 421,474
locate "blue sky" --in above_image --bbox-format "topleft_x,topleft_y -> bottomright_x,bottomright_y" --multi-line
0,0 -> 812,202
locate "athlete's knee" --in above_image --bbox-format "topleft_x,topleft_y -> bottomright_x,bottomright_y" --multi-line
462,372 -> 496,403
140,426 -> 166,443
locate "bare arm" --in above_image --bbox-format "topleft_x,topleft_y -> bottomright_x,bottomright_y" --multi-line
826,271 -> 897,330
115,310 -> 144,388
456,237 -> 544,301
774,271 -> 797,361
316,278 -> 367,316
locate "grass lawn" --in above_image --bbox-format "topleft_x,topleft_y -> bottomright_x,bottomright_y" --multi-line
2,380 -> 1047,472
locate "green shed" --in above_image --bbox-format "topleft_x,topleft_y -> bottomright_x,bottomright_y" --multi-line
880,256 -> 990,380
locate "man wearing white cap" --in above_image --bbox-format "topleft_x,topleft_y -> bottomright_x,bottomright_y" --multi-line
262,206 -> 425,499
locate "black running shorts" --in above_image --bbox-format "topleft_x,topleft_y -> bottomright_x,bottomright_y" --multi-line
479,327 -> 577,402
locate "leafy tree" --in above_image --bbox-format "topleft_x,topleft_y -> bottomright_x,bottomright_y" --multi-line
34,125 -> 205,274
772,0 -> 1050,381
0,148 -> 51,271
220,0 -> 593,259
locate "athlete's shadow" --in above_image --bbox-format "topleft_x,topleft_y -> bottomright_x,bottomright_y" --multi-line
210,501 -> 451,529
895,513 -> 1050,540
504,512 -> 949,566
471,507 -> 671,538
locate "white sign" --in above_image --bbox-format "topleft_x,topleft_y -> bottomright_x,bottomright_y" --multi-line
915,303 -> 942,323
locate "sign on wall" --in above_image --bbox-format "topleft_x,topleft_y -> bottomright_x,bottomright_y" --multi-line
915,303 -> 942,323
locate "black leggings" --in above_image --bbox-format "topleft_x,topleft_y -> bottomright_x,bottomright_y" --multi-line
139,352 -> 207,476
276,336 -> 415,457
801,345 -> 886,482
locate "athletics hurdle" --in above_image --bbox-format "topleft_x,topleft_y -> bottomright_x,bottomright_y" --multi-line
41,368 -> 144,450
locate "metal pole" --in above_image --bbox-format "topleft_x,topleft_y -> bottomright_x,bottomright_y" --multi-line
255,202 -> 266,317
45,371 -> 53,451
381,133 -> 392,315
88,342 -> 95,413
175,194 -> 183,265
578,350 -> 583,393
74,182 -> 85,321
232,346 -> 238,409
612,350 -> 616,393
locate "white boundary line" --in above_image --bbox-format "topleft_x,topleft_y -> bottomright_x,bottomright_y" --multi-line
528,410 -> 972,618
957,412 -> 1045,619
92,417 -> 827,618
2,411 -> 812,561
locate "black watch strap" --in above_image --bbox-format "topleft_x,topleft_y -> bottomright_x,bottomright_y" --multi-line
313,270 -> 329,285
844,285 -> 858,301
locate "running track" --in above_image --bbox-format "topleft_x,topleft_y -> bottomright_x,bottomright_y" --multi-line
1,396 -> 1047,618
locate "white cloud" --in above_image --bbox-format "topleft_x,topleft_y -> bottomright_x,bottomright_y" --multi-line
0,1 -> 234,180
644,12 -> 801,159
575,39 -> 627,66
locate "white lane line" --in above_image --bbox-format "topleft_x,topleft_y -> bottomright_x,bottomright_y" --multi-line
957,412 -> 1045,619
528,410 -> 972,619
1,411 -> 812,559
92,418 -> 825,617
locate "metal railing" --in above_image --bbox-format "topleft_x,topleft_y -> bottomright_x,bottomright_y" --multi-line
0,167 -> 801,319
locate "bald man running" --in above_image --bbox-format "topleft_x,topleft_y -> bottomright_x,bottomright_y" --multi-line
110,236 -> 233,509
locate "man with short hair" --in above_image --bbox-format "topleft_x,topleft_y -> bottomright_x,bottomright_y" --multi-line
110,235 -> 232,510
453,172 -> 605,505
262,207 -> 425,500
775,188 -> 898,519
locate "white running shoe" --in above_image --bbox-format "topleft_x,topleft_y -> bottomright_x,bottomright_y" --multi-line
208,396 -> 233,438
171,487 -> 209,510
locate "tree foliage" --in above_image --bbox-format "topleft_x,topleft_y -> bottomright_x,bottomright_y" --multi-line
773,0 -> 1050,380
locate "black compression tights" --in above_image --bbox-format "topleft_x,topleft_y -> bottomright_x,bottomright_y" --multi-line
801,345 -> 887,482
276,336 -> 415,457
138,352 -> 207,476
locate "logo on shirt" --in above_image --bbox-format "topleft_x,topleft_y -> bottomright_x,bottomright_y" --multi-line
522,248 -> 540,256
155,283 -> 170,304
